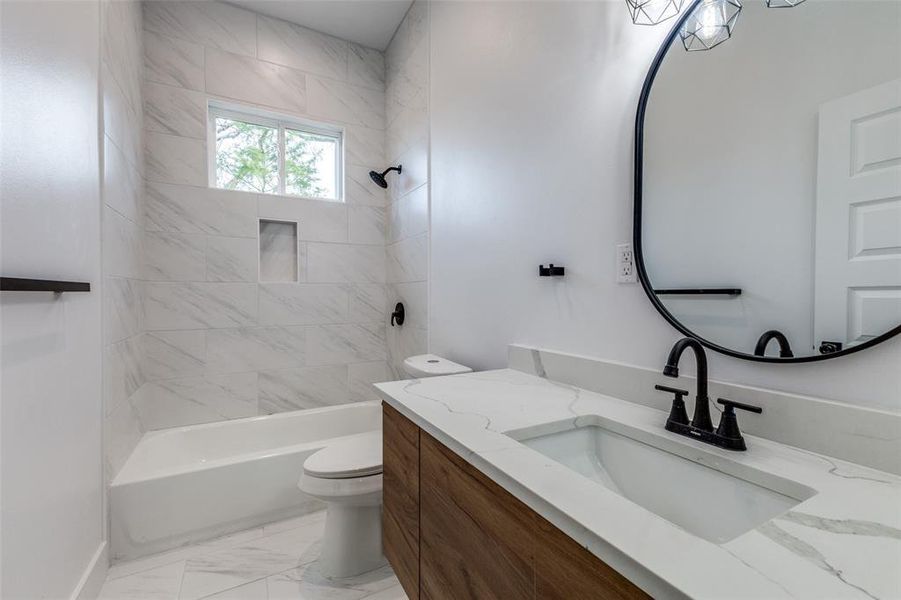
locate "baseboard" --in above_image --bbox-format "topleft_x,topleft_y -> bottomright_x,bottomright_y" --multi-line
70,542 -> 108,600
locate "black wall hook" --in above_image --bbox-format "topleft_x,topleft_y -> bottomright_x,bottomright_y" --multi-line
538,264 -> 565,277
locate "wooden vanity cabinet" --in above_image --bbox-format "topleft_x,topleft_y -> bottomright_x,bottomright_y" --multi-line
382,403 -> 650,600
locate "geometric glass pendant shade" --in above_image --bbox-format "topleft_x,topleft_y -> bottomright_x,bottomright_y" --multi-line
679,0 -> 742,52
766,0 -> 805,6
626,0 -> 686,26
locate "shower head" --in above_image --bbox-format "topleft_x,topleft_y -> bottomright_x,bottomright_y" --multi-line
369,165 -> 402,189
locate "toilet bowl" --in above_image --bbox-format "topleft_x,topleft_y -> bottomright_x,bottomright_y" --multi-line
298,431 -> 385,578
300,355 -> 471,578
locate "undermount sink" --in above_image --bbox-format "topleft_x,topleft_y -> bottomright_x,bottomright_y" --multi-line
507,418 -> 817,543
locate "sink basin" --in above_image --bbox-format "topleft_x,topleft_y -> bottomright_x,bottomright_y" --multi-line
507,419 -> 817,543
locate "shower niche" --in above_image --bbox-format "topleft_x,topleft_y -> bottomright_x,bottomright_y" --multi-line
259,219 -> 299,283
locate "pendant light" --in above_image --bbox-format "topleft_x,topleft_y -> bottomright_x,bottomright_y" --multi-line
625,0 -> 685,26
679,0 -> 742,52
766,0 -> 805,6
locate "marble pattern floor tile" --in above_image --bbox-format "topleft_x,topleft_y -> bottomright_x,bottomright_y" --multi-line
102,511 -> 406,600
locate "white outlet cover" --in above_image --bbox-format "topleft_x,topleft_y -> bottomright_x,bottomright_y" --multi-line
617,243 -> 637,283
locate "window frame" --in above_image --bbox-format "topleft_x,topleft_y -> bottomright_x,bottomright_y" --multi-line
207,102 -> 344,202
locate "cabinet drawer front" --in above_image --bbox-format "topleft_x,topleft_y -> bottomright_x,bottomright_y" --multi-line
382,403 -> 420,599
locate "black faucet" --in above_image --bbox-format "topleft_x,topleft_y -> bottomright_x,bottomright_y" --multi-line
754,330 -> 794,358
656,338 -> 762,451
663,337 -> 713,431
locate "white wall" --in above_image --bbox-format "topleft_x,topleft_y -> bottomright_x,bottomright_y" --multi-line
429,0 -> 901,412
643,0 -> 901,355
1,1 -> 105,597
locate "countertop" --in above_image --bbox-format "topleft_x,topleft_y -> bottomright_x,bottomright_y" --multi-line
375,368 -> 901,600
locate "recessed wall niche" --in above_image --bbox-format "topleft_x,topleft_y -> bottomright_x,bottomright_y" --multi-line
259,219 -> 299,282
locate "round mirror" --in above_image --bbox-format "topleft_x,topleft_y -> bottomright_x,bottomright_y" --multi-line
636,0 -> 901,362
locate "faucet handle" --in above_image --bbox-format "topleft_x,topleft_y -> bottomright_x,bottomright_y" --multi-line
716,398 -> 762,414
655,384 -> 689,427
714,398 -> 762,451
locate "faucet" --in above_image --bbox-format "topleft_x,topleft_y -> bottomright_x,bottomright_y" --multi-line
754,330 -> 794,358
663,337 -> 713,431
656,337 -> 762,451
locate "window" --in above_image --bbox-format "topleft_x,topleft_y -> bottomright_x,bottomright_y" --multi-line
209,104 -> 342,201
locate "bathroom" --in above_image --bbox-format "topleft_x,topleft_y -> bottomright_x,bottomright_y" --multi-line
1,0 -> 899,598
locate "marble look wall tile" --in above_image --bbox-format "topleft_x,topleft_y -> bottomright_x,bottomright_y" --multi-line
145,132 -> 207,186
144,82 -> 207,140
258,283 -> 348,326
387,234 -> 427,283
136,372 -> 258,430
143,30 -> 204,92
257,16 -> 348,81
205,327 -> 306,373
206,49 -> 307,113
102,0 -> 142,119
258,195 -> 347,243
103,392 -> 144,481
103,136 -> 142,221
349,284 -> 387,323
390,138 -> 428,202
104,277 -> 143,345
207,236 -> 258,282
349,206 -> 387,245
144,231 -> 206,281
259,220 -> 299,282
143,331 -> 205,381
307,323 -> 386,366
386,325 -> 427,377
389,183 -> 428,243
385,1 -> 427,81
345,125 -> 385,169
145,183 -> 258,237
388,281 -> 426,329
307,244 -> 385,283
349,45 -> 386,90
104,335 -> 144,416
103,207 -> 143,279
143,0 -> 256,57
145,282 -> 257,330
307,77 -> 385,127
258,365 -> 349,413
386,106 -> 428,166
345,165 -> 388,206
348,361 -> 392,402
103,62 -> 143,178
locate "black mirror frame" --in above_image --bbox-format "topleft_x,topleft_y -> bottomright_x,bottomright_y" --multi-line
632,0 -> 901,363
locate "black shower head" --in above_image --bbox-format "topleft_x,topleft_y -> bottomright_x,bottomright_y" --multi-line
369,165 -> 402,189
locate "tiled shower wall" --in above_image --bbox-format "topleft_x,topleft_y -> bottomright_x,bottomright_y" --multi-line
101,0 -> 147,478
136,1 -> 391,430
386,1 -> 430,376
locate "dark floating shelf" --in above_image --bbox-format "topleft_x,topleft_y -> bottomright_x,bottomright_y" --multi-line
1,277 -> 91,293
654,288 -> 741,296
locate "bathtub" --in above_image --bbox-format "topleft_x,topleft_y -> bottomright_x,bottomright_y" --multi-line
110,402 -> 381,561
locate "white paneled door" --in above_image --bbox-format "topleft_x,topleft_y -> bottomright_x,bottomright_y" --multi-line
814,79 -> 901,349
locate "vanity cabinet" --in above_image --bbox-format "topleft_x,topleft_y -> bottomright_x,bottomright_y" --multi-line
382,403 -> 649,600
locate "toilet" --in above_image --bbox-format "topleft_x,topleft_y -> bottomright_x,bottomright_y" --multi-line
298,354 -> 471,578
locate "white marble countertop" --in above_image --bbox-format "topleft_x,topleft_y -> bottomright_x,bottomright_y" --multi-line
375,369 -> 901,600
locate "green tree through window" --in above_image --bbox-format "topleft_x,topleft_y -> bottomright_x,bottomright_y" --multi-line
214,114 -> 338,199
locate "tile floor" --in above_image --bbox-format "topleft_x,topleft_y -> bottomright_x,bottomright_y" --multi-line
99,511 -> 407,600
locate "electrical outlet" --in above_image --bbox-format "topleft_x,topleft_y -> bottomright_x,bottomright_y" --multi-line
617,243 -> 637,283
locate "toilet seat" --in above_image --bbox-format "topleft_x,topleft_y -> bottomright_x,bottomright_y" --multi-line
303,431 -> 382,479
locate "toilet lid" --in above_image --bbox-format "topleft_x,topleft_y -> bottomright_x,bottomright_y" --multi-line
303,432 -> 382,479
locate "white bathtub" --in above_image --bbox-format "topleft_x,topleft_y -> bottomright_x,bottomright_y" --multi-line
110,402 -> 381,561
